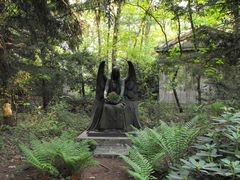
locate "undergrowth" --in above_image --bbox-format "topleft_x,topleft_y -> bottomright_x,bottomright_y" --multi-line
19,132 -> 97,178
167,109 -> 240,180
121,116 -> 201,180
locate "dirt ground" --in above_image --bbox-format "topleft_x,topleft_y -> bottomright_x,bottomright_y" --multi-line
0,154 -> 130,180
0,129 -> 130,180
81,158 -> 130,180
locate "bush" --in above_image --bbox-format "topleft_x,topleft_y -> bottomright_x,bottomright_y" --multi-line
167,109 -> 240,180
122,117 -> 201,180
0,136 -> 3,150
19,132 -> 97,178
138,101 -> 202,128
17,101 -> 89,139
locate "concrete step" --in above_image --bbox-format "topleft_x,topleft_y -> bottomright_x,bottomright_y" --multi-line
77,131 -> 131,158
94,144 -> 129,158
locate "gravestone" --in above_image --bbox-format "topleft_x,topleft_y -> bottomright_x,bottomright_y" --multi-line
77,61 -> 141,157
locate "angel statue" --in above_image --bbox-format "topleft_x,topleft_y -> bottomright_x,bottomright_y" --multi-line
87,61 -> 141,133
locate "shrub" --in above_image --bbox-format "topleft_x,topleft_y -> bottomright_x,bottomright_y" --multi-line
0,136 -> 3,150
17,101 -> 89,139
167,109 -> 240,180
122,117 -> 201,180
19,132 -> 97,178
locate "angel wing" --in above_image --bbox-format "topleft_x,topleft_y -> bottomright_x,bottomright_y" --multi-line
88,61 -> 107,130
95,61 -> 107,101
124,61 -> 138,101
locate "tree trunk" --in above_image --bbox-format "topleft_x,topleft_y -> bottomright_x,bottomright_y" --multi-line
172,11 -> 183,113
106,2 -> 111,74
111,1 -> 122,65
172,69 -> 183,113
133,14 -> 147,48
40,46 -> 50,112
188,0 -> 202,104
81,80 -> 85,97
95,0 -> 102,57
80,66 -> 85,97
231,0 -> 240,33
158,73 -> 166,102
187,0 -> 197,50
197,75 -> 201,104
42,78 -> 49,112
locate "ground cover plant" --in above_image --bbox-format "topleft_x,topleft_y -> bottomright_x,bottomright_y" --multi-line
19,132 -> 97,178
121,116 -> 202,180
122,107 -> 240,180
0,0 -> 240,179
167,109 -> 240,180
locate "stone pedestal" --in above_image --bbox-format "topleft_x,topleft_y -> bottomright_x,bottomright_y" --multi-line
77,131 -> 132,158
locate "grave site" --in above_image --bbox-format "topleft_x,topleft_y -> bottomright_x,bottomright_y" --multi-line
0,0 -> 240,179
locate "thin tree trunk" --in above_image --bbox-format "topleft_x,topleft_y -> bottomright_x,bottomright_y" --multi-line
144,19 -> 151,44
187,0 -> 197,50
172,8 -> 183,113
172,68 -> 183,113
40,46 -> 50,112
95,0 -> 102,56
106,2 -> 111,74
176,15 -> 182,54
126,3 -> 169,49
140,24 -> 145,50
196,75 -> 201,104
42,78 -> 49,112
80,66 -> 85,97
187,0 -> 202,104
133,14 -> 147,48
111,1 -> 122,65
231,0 -> 240,33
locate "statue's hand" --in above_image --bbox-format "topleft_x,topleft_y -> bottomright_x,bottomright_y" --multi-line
120,102 -> 126,108
105,92 -> 122,105
105,96 -> 122,105
104,98 -> 110,103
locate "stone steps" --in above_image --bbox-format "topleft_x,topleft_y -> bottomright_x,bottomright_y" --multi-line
94,144 -> 128,158
77,131 -> 131,158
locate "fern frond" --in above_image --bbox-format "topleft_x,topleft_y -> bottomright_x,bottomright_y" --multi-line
19,133 -> 96,177
19,143 -> 58,175
121,146 -> 156,180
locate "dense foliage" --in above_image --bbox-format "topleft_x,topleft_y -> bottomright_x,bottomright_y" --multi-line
19,132 -> 97,178
168,110 -> 240,180
122,117 -> 201,179
0,0 -> 239,179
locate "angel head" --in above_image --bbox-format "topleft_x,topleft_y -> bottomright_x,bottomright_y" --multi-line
111,66 -> 120,81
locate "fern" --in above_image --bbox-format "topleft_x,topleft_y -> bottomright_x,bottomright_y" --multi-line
121,146 -> 156,180
123,117 -> 200,180
151,120 -> 200,163
127,128 -> 162,161
19,133 -> 97,177
51,138 -> 96,173
19,143 -> 58,175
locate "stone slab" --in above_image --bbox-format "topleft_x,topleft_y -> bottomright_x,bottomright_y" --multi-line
77,131 -> 131,158
94,144 -> 129,158
87,130 -> 127,137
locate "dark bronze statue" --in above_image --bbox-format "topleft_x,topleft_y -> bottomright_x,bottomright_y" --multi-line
88,61 -> 141,133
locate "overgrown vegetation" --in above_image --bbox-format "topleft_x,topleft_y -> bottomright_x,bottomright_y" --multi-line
122,117 -> 201,179
168,109 -> 240,180
0,0 -> 239,179
19,132 -> 97,178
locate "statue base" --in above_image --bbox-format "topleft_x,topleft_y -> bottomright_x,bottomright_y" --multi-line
87,130 -> 127,137
77,131 -> 132,158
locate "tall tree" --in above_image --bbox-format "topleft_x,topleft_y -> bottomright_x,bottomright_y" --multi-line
111,0 -> 123,65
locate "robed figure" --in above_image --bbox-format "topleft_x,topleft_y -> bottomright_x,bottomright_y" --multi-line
88,61 -> 141,132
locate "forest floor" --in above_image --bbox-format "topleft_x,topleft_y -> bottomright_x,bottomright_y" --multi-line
0,157 -> 129,180
0,132 -> 130,180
